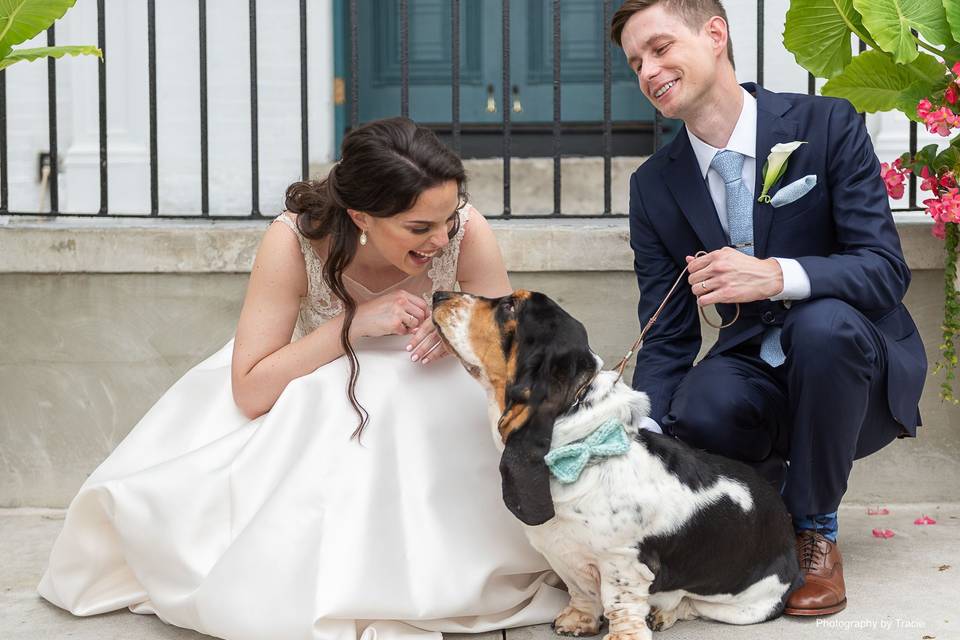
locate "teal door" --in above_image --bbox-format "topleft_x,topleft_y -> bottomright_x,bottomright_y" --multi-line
337,0 -> 671,156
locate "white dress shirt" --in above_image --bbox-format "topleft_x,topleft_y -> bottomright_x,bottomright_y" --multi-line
686,87 -> 811,301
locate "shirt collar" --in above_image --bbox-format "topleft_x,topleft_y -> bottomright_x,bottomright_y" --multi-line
686,87 -> 757,179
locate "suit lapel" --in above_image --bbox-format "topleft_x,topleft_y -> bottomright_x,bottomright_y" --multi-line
662,129 -> 728,252
750,84 -> 798,258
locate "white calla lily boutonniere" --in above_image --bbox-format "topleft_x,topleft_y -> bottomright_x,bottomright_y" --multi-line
757,141 -> 806,203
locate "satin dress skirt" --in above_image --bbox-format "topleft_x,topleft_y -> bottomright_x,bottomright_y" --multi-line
38,336 -> 566,640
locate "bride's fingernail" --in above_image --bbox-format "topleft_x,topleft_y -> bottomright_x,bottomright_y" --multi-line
422,358 -> 430,364
406,345 -> 412,351
411,354 -> 419,362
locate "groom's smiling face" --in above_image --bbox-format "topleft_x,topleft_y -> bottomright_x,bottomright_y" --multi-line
620,4 -> 728,120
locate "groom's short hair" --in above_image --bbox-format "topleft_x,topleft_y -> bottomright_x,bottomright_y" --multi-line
610,0 -> 735,67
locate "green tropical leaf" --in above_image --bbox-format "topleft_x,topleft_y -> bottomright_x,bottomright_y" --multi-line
935,137 -> 960,172
853,0 -> 953,64
941,42 -> 960,67
946,0 -> 960,44
821,50 -> 947,118
907,143 -> 942,172
895,59 -> 951,119
0,44 -> 99,70
0,1 -> 78,57
784,0 -> 870,79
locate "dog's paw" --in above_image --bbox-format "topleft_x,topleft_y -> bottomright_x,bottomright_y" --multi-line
644,608 -> 661,632
645,607 -> 674,632
601,632 -> 651,640
552,605 -> 601,637
645,601 -> 697,632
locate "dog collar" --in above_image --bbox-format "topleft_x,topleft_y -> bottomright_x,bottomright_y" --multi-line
544,419 -> 631,484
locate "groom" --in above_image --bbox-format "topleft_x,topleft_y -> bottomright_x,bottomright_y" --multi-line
611,0 -> 927,616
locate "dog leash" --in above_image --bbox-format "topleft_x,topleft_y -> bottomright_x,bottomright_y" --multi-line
569,251 -> 741,412
611,251 -> 740,382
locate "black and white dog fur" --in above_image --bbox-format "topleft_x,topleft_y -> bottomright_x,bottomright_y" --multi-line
432,289 -> 801,639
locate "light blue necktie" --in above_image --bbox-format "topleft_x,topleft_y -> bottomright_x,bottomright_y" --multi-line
710,150 -> 786,367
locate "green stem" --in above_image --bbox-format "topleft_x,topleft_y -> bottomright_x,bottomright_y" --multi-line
915,37 -> 947,60
851,28 -> 881,52
941,221 -> 959,403
832,1 -> 879,51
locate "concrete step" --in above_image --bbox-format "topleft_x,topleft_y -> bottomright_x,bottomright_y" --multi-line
3,504 -> 957,639
311,157 -> 645,216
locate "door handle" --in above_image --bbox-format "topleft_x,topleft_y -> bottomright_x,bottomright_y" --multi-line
512,85 -> 523,113
486,84 -> 497,113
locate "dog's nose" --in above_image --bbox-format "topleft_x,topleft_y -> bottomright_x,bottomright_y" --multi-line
433,291 -> 456,305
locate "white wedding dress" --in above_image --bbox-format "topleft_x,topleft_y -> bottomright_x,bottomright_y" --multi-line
38,209 -> 567,640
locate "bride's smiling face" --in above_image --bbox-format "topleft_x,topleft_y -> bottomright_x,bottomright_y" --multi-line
354,180 -> 464,276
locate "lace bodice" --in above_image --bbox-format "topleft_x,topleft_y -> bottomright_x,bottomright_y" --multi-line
274,207 -> 472,340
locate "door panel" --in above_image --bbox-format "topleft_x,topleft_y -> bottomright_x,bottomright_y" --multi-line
520,0 -> 651,122
346,0 -> 675,156
359,0 -> 497,123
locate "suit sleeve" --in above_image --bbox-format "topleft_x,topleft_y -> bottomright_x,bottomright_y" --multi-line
629,172 -> 701,424
795,99 -> 911,311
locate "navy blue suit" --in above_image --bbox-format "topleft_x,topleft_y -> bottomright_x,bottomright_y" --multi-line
629,84 -> 927,516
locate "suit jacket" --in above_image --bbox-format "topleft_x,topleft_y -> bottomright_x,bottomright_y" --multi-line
629,83 -> 927,434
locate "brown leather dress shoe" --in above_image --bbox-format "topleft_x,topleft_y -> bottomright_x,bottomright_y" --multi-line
784,530 -> 847,616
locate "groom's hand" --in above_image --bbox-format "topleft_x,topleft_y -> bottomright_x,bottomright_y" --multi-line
686,248 -> 784,306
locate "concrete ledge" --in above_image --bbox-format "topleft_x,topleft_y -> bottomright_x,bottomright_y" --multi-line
0,214 -> 945,273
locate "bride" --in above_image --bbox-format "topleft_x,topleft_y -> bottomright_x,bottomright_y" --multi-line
38,117 -> 567,640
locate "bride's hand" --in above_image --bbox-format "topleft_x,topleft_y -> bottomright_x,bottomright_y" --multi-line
352,290 -> 429,338
407,316 -> 449,364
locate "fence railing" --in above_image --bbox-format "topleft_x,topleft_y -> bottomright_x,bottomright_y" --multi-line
0,0 -> 922,220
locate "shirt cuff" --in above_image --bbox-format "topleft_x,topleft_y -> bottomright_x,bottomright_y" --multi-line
639,416 -> 663,434
770,257 -> 811,301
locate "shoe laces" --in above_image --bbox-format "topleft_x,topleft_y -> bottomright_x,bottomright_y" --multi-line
798,531 -> 824,572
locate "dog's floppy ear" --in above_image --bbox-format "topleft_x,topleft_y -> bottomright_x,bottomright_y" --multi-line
498,293 -> 598,526
499,403 -> 556,525
497,402 -> 530,441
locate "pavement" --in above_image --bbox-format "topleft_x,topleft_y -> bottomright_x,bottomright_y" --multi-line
2,504 -> 957,640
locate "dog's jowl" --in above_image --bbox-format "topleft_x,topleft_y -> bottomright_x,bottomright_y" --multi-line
433,289 -> 802,639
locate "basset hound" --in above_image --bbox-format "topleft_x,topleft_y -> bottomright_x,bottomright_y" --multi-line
432,289 -> 802,638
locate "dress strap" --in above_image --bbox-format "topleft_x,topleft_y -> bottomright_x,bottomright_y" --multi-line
273,213 -> 314,257
273,213 -> 331,307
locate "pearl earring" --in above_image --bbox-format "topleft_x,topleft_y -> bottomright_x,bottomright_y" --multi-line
359,230 -> 368,246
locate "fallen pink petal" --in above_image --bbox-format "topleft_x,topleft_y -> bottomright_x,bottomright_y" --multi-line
871,528 -> 896,539
867,507 -> 890,515
914,516 -> 937,525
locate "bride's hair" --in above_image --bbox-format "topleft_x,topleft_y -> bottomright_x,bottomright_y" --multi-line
284,117 -> 468,439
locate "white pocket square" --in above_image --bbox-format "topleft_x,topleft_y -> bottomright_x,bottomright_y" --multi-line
770,175 -> 817,208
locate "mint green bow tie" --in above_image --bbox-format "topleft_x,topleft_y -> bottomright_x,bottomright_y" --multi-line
544,419 -> 631,484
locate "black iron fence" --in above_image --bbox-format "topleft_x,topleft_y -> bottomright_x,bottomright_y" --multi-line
0,0 -> 921,220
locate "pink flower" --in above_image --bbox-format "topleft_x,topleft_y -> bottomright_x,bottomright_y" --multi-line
924,189 -> 960,225
933,219 -> 947,239
920,166 -> 939,192
917,98 -> 933,120
941,189 -> 960,224
953,61 -> 960,77
880,161 -> 906,199
924,195 -> 945,222
923,106 -> 960,136
941,172 -> 957,189
948,84 -> 960,105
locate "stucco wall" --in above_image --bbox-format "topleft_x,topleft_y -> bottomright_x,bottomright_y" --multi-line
1,265 -> 956,508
